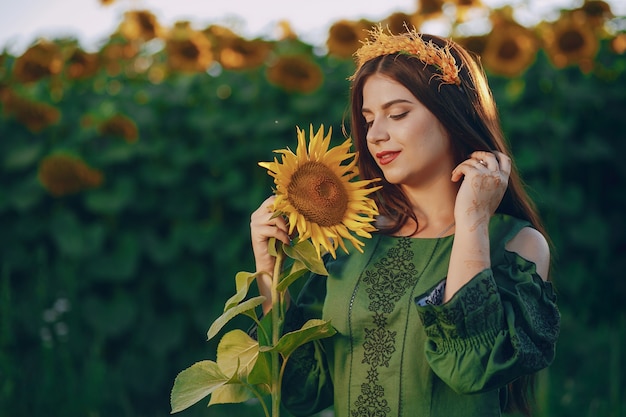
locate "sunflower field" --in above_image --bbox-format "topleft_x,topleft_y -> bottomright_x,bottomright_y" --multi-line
0,1 -> 625,416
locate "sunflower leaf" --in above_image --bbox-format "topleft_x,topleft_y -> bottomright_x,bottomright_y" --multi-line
260,319 -> 336,359
248,350 -> 272,389
224,271 -> 263,311
216,329 -> 259,379
208,384 -> 255,406
283,240 -> 328,275
267,237 -> 279,257
170,360 -> 230,413
276,267 -> 309,292
207,296 -> 266,340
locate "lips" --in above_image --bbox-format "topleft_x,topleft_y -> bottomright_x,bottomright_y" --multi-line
376,150 -> 400,166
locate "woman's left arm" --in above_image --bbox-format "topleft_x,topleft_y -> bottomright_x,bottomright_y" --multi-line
414,151 -> 560,394
446,150 -> 513,302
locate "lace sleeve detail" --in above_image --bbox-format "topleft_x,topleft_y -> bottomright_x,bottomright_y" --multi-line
416,280 -> 446,306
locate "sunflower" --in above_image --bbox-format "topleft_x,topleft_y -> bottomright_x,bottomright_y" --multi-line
38,153 -> 104,197
265,55 -> 323,94
118,10 -> 162,42
98,114 -> 139,142
455,34 -> 488,56
13,40 -> 63,83
417,0 -> 445,17
382,13 -> 418,35
100,35 -> 139,76
259,125 -> 381,258
2,89 -> 61,132
166,21 -> 213,73
577,0 -> 613,28
66,48 -> 100,79
326,19 -> 373,59
218,37 -> 272,70
541,12 -> 599,70
482,22 -> 538,78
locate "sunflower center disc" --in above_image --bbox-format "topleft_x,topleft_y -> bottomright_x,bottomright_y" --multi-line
288,161 -> 349,227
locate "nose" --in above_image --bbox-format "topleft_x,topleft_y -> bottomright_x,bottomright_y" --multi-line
366,118 -> 390,144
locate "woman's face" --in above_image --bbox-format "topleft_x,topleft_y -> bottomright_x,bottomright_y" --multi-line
362,73 -> 454,188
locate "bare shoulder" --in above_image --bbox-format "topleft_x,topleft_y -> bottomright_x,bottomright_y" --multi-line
504,227 -> 550,281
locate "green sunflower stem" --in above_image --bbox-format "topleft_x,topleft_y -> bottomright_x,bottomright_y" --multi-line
271,243 -> 285,417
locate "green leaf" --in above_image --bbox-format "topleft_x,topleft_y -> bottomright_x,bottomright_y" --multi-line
216,329 -> 259,379
170,360 -> 229,413
262,319 -> 336,359
256,308 -> 274,347
84,177 -> 135,214
283,239 -> 328,275
247,350 -> 271,389
207,384 -> 255,406
276,267 -> 308,292
267,237 -> 279,257
3,142 -> 43,171
207,296 -> 266,340
224,271 -> 262,311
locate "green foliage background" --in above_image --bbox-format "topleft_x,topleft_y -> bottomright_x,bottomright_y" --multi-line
1,15 -> 626,417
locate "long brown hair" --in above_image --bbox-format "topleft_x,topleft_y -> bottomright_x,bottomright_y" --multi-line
348,34 -> 546,415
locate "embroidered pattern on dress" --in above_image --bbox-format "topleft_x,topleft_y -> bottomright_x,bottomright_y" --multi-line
351,238 -> 418,417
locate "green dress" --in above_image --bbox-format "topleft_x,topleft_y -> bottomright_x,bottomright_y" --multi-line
281,214 -> 560,417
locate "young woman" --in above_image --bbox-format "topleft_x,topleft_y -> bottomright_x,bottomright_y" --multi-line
250,28 -> 560,417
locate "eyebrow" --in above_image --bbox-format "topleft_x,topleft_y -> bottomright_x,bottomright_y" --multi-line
361,98 -> 413,114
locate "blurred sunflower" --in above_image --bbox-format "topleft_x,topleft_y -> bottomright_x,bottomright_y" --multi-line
541,12 -> 599,71
118,10 -> 162,41
455,34 -> 488,56
266,55 -> 323,94
417,0 -> 445,17
326,19 -> 373,59
100,35 -> 139,76
203,24 -> 238,45
382,13 -> 418,35
450,0 -> 482,6
13,40 -> 63,83
260,125 -> 381,258
482,22 -> 538,78
1,89 -> 60,132
98,114 -> 139,142
577,0 -> 613,28
166,21 -> 213,73
38,154 -> 104,197
218,37 -> 272,70
66,48 -> 100,79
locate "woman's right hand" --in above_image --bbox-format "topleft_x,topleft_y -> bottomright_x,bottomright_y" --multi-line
250,195 -> 291,276
251,196 -> 291,314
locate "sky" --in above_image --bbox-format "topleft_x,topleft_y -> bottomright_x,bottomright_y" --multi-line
0,0 -> 624,54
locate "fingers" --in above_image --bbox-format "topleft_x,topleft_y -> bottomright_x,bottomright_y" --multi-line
470,150 -> 500,171
493,151 -> 511,176
251,195 -> 291,245
451,150 -> 511,182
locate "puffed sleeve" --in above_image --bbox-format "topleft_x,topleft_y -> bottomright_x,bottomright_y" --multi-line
280,271 -> 334,416
414,249 -> 560,394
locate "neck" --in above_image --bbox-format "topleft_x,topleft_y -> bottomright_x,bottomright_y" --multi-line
399,176 -> 458,238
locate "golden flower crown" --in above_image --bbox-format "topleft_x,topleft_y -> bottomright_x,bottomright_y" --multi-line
352,25 -> 462,86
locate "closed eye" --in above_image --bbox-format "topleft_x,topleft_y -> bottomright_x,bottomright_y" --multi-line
389,111 -> 409,120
